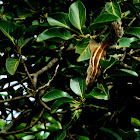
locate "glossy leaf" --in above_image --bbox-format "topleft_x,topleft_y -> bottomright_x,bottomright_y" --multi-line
42,89 -> 72,102
131,117 -> 140,127
118,37 -> 138,48
126,27 -> 140,38
100,57 -> 118,73
76,38 -> 90,62
84,83 -> 109,100
37,27 -> 72,42
51,98 -> 74,113
105,1 -> 121,18
116,69 -> 138,77
70,77 -> 86,97
86,88 -> 109,100
111,69 -> 138,77
47,12 -> 71,29
22,135 -> 36,140
6,58 -> 19,75
69,1 -> 86,32
100,127 -> 122,140
0,21 -> 16,45
89,13 -> 119,31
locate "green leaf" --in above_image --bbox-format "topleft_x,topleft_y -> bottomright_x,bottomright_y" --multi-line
0,119 -> 6,129
117,69 -> 138,77
100,57 -> 118,73
118,129 -> 137,140
37,27 -> 72,42
117,37 -> 138,48
76,38 -> 91,62
70,77 -> 86,97
89,13 -> 119,31
100,127 -> 122,140
130,40 -> 140,48
6,58 -> 19,75
69,1 -> 86,32
126,27 -> 140,38
77,135 -> 89,140
84,83 -> 109,100
22,135 -> 35,140
47,12 -> 71,29
51,98 -> 74,113
132,117 -> 140,127
105,1 -> 121,18
42,89 -> 72,102
18,38 -> 32,49
0,21 -> 16,45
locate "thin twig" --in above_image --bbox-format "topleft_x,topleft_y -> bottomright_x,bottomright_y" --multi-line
0,94 -> 33,103
39,99 -> 51,111
32,58 -> 58,87
37,64 -> 59,91
22,60 -> 36,89
0,108 -> 45,136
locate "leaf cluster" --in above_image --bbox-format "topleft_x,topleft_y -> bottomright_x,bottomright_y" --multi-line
0,0 -> 140,139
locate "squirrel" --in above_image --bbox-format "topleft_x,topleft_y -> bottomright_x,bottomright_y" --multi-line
86,21 -> 124,89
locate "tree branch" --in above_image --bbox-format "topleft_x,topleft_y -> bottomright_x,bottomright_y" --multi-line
37,64 -> 59,91
0,94 -> 33,103
0,108 -> 45,136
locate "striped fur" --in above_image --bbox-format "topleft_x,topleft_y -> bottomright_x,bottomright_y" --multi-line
86,21 -> 123,88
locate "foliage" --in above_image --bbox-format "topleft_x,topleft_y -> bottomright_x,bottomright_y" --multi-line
0,0 -> 140,139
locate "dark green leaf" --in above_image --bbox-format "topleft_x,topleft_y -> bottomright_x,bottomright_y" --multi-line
100,127 -> 122,140
126,27 -> 140,38
77,135 -> 89,140
42,89 -> 72,102
130,40 -> 140,48
6,58 -> 19,75
118,129 -> 137,140
0,20 -> 16,45
89,13 -> 119,31
100,57 -> 118,73
69,1 -> 86,32
70,77 -> 86,97
105,1 -> 121,18
84,83 -> 109,100
37,27 -> 72,42
51,98 -> 74,113
47,12 -> 71,29
76,38 -> 91,62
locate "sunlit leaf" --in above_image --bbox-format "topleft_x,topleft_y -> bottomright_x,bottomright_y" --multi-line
6,58 -> 19,75
70,77 -> 86,97
51,98 -> 74,113
89,13 -> 119,31
47,12 -> 71,29
131,117 -> 140,127
76,38 -> 90,62
37,27 -> 72,42
117,37 -> 138,48
105,1 -> 121,18
42,89 -> 72,102
69,1 -> 86,32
